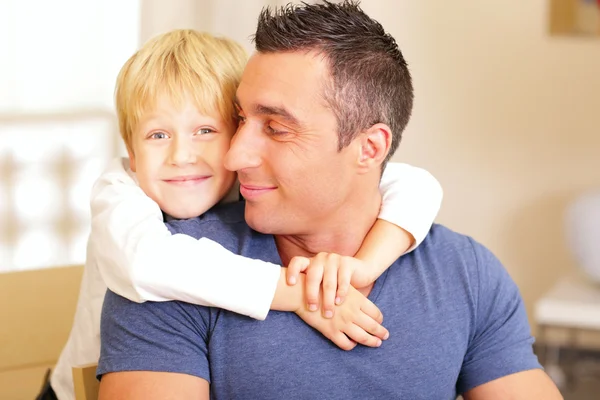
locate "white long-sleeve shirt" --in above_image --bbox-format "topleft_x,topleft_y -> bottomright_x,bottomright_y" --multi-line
51,158 -> 442,400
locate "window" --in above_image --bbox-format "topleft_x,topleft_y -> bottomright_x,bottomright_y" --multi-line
0,0 -> 140,272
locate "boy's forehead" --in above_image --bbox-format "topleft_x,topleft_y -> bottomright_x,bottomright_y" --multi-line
154,90 -> 216,111
139,94 -> 222,121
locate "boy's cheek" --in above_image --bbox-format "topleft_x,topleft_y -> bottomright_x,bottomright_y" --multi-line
126,147 -> 137,172
128,155 -> 137,172
133,145 -> 166,172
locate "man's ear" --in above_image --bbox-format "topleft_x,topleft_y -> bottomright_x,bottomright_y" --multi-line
356,123 -> 392,173
127,147 -> 136,172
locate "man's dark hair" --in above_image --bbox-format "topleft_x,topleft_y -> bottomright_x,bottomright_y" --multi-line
253,0 -> 413,164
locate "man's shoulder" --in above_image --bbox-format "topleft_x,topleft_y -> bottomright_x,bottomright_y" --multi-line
418,223 -> 480,260
407,223 -> 502,289
164,201 -> 273,255
99,289 -> 214,381
166,202 -> 248,235
201,201 -> 247,224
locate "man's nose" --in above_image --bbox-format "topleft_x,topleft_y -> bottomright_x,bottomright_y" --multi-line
168,135 -> 196,167
224,123 -> 262,172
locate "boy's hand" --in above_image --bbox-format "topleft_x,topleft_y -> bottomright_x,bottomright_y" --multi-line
287,253 -> 373,318
295,284 -> 389,351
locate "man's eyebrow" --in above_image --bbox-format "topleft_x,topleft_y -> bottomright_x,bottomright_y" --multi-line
254,104 -> 302,127
235,96 -> 302,127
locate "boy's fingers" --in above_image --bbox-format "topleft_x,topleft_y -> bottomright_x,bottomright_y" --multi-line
355,312 -> 389,341
343,324 -> 382,348
336,262 -> 352,305
322,257 -> 339,318
287,256 -> 309,285
331,332 -> 357,351
360,299 -> 384,324
305,258 -> 325,311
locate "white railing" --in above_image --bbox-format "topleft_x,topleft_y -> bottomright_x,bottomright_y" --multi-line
0,112 -> 119,272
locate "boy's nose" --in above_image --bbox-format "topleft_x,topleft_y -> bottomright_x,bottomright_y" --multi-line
169,137 -> 197,166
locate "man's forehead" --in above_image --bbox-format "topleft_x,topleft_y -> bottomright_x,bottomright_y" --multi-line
237,51 -> 329,110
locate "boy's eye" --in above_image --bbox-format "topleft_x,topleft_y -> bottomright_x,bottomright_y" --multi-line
196,127 -> 215,135
149,131 -> 168,139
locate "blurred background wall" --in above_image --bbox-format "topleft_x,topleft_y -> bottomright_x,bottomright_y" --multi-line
123,0 -> 600,331
372,0 -> 600,332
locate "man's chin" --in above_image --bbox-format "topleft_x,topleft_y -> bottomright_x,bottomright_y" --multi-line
244,206 -> 277,234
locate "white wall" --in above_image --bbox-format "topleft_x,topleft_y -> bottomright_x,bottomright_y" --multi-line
140,0 -> 289,51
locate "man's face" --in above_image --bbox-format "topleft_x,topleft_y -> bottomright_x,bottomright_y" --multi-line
224,51 -> 358,235
129,95 -> 236,219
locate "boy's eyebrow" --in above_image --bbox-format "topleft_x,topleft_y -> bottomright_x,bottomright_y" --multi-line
235,96 -> 302,128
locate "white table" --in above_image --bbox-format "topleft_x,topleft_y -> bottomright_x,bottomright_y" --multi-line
536,274 -> 600,331
535,274 -> 600,389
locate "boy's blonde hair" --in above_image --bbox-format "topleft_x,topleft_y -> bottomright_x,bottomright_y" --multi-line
115,29 -> 247,154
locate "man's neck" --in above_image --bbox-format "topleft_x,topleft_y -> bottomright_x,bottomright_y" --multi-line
275,191 -> 382,267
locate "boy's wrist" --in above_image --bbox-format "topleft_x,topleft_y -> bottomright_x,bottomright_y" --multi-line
350,255 -> 377,287
271,268 -> 305,313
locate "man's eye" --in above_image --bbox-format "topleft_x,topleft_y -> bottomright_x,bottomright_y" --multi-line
149,131 -> 168,139
237,114 -> 246,124
266,124 -> 287,136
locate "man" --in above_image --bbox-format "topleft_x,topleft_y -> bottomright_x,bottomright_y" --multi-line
97,2 -> 562,399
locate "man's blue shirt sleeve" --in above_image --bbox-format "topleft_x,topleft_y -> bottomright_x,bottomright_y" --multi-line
456,238 -> 541,393
97,290 -> 212,383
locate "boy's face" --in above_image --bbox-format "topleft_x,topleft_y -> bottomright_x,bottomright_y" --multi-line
128,95 -> 236,219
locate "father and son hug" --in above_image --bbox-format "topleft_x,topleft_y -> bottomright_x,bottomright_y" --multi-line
38,1 -> 562,399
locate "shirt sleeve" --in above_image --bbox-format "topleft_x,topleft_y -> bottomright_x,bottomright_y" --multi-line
91,157 -> 281,320
97,290 -> 211,382
456,239 -> 542,394
378,163 -> 443,251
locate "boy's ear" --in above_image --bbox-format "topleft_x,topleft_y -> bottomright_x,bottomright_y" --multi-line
356,123 -> 392,173
127,147 -> 136,172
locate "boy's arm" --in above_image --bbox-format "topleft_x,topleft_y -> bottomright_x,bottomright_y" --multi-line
355,162 -> 443,281
353,220 -> 413,286
92,158 -> 389,349
91,158 -> 281,320
378,163 -> 443,248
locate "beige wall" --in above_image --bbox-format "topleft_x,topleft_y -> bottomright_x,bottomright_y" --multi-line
360,0 -> 600,329
138,0 -> 600,328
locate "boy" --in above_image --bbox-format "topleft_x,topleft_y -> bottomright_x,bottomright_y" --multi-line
45,30 -> 442,400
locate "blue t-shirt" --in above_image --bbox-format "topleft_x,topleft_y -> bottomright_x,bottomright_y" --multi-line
98,202 -> 540,399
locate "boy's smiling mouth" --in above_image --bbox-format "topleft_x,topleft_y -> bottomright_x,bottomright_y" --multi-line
163,175 -> 212,186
